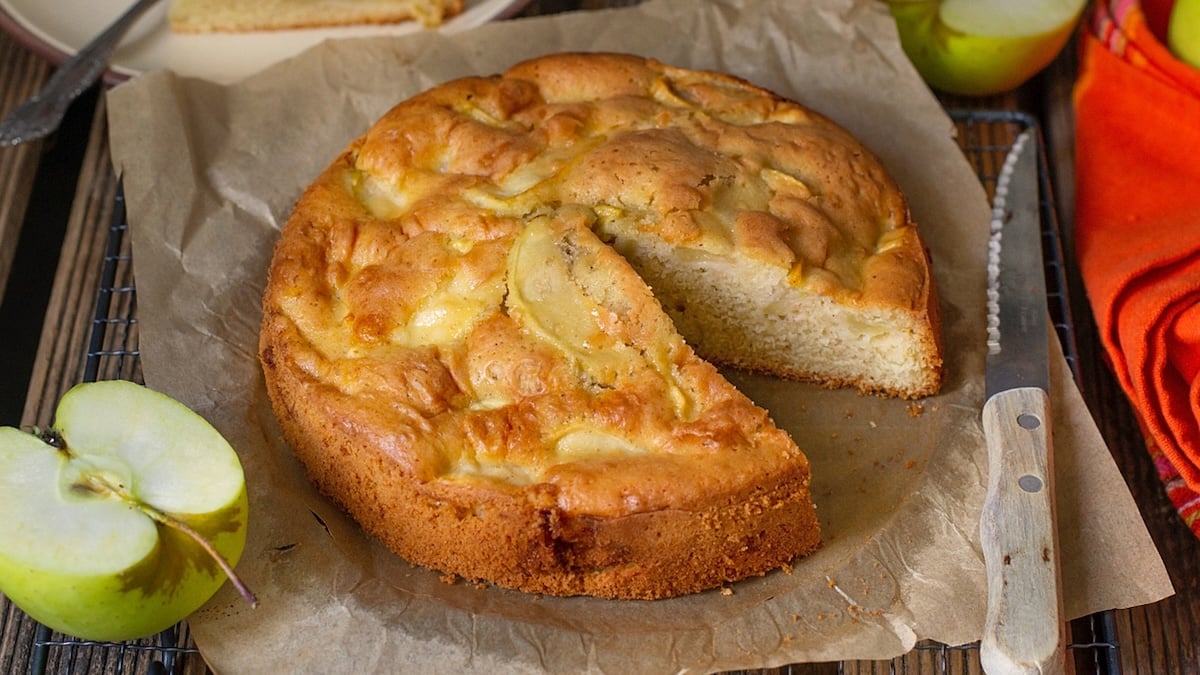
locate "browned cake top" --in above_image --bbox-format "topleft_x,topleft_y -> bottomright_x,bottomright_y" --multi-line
260,52 -> 934,519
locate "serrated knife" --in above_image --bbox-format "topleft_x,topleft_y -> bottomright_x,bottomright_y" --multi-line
978,129 -> 1065,675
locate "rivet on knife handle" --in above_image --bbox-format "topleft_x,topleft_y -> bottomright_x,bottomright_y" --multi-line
980,387 -> 1064,675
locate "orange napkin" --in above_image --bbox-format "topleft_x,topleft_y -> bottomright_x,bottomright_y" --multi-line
1074,0 -> 1200,536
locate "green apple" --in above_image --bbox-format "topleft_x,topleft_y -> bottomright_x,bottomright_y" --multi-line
1169,0 -> 1200,70
887,0 -> 1087,96
0,380 -> 253,642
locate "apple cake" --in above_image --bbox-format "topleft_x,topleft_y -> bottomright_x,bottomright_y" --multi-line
259,52 -> 943,599
169,0 -> 464,32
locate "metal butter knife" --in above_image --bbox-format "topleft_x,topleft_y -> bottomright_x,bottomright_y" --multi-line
979,129 -> 1065,675
0,0 -> 162,146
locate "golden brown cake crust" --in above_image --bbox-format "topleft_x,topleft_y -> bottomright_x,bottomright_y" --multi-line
260,52 -> 942,599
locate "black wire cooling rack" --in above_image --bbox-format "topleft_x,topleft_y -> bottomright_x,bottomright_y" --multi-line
8,109 -> 1121,675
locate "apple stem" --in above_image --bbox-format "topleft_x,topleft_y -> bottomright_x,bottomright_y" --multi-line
77,473 -> 258,609
137,505 -> 259,609
35,426 -> 68,453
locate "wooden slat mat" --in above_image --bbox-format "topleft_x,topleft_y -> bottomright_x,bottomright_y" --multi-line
0,30 -> 49,300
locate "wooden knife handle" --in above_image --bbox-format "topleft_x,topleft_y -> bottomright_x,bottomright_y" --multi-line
979,387 -> 1065,675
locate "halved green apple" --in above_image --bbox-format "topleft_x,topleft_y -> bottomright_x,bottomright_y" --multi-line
887,0 -> 1087,96
0,380 -> 252,642
1170,0 -> 1200,70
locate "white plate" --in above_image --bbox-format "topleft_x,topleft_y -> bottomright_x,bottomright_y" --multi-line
0,0 -> 532,84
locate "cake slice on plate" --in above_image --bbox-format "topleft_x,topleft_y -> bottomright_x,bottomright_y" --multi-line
169,0 -> 464,32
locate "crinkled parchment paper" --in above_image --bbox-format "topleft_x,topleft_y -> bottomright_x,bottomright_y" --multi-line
105,0 -> 1173,671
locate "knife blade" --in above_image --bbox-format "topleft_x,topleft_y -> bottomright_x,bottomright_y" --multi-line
978,128 -> 1064,675
0,0 -> 163,147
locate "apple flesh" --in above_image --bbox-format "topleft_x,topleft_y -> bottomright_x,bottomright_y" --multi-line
1170,0 -> 1200,70
0,380 -> 250,642
888,0 -> 1086,96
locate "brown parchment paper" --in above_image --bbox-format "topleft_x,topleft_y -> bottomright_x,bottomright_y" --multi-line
105,0 -> 1173,671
